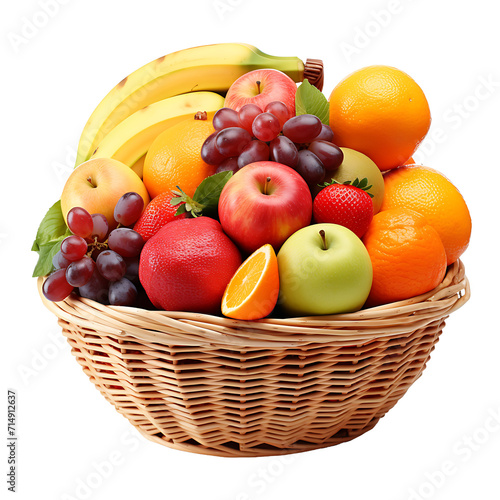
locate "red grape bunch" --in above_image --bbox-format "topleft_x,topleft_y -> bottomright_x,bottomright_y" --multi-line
201,103 -> 344,188
42,192 -> 146,306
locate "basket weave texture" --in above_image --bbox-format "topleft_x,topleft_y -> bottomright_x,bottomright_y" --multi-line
38,260 -> 469,457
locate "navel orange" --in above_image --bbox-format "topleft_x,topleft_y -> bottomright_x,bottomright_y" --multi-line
329,66 -> 431,171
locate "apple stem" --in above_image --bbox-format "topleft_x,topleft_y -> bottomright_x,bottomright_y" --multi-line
264,176 -> 271,195
319,229 -> 328,250
86,176 -> 96,188
256,80 -> 261,94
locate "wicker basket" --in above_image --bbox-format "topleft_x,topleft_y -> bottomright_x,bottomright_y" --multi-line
38,260 -> 469,457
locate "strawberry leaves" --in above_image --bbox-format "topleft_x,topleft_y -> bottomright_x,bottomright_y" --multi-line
320,177 -> 374,198
171,170 -> 233,217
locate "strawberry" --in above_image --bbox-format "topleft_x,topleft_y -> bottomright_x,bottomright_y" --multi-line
133,191 -> 186,242
313,183 -> 373,238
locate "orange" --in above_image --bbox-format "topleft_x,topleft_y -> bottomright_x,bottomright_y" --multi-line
381,165 -> 471,265
221,244 -> 279,320
328,66 -> 431,171
143,113 -> 217,198
133,191 -> 186,242
362,208 -> 447,307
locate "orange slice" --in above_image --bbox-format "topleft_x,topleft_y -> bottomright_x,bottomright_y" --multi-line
221,244 -> 279,320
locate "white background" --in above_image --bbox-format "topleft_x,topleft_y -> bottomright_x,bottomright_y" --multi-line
2,0 -> 499,499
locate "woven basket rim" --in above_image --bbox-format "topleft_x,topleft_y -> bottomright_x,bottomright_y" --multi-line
37,261 -> 470,456
37,260 -> 469,348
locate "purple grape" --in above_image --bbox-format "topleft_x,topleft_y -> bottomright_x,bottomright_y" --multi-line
238,104 -> 262,134
201,132 -> 226,165
237,140 -> 269,169
52,251 -> 61,269
108,228 -> 144,258
282,114 -> 323,143
109,278 -> 138,306
269,136 -> 299,168
213,107 -> 241,131
296,150 -> 325,185
78,268 -> 109,304
215,127 -> 252,157
123,256 -> 140,284
67,207 -> 93,238
66,256 -> 95,287
60,235 -> 88,262
114,192 -> 144,226
90,214 -> 109,242
215,157 -> 240,174
308,141 -> 344,171
315,124 -> 335,142
252,112 -> 281,142
52,249 -> 71,270
42,269 -> 74,302
96,250 -> 127,282
264,101 -> 290,128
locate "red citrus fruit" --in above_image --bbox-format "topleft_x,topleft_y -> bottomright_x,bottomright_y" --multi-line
139,217 -> 242,314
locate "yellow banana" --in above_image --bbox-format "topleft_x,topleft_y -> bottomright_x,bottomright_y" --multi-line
90,91 -> 224,167
76,43 -> 312,166
131,154 -> 145,179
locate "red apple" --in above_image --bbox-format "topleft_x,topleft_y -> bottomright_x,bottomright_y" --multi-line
224,69 -> 297,116
218,161 -> 312,254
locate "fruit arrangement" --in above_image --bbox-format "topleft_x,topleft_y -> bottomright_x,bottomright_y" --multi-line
34,43 -> 472,322
33,43 -> 472,458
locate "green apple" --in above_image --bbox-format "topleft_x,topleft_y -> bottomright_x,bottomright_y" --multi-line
312,148 -> 385,213
277,223 -> 373,316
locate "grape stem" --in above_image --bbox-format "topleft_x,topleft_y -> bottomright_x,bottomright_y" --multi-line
85,222 -> 124,257
86,236 -> 108,257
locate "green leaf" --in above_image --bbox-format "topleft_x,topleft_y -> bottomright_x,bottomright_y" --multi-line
33,200 -> 68,247
175,204 -> 187,216
192,171 -> 233,210
295,79 -> 330,124
32,200 -> 71,277
32,237 -> 65,278
350,177 -> 373,196
170,185 -> 203,217
170,171 -> 233,218
170,196 -> 184,206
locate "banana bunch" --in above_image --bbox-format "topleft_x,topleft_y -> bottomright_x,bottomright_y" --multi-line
77,43 -> 315,169
90,92 -> 224,168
